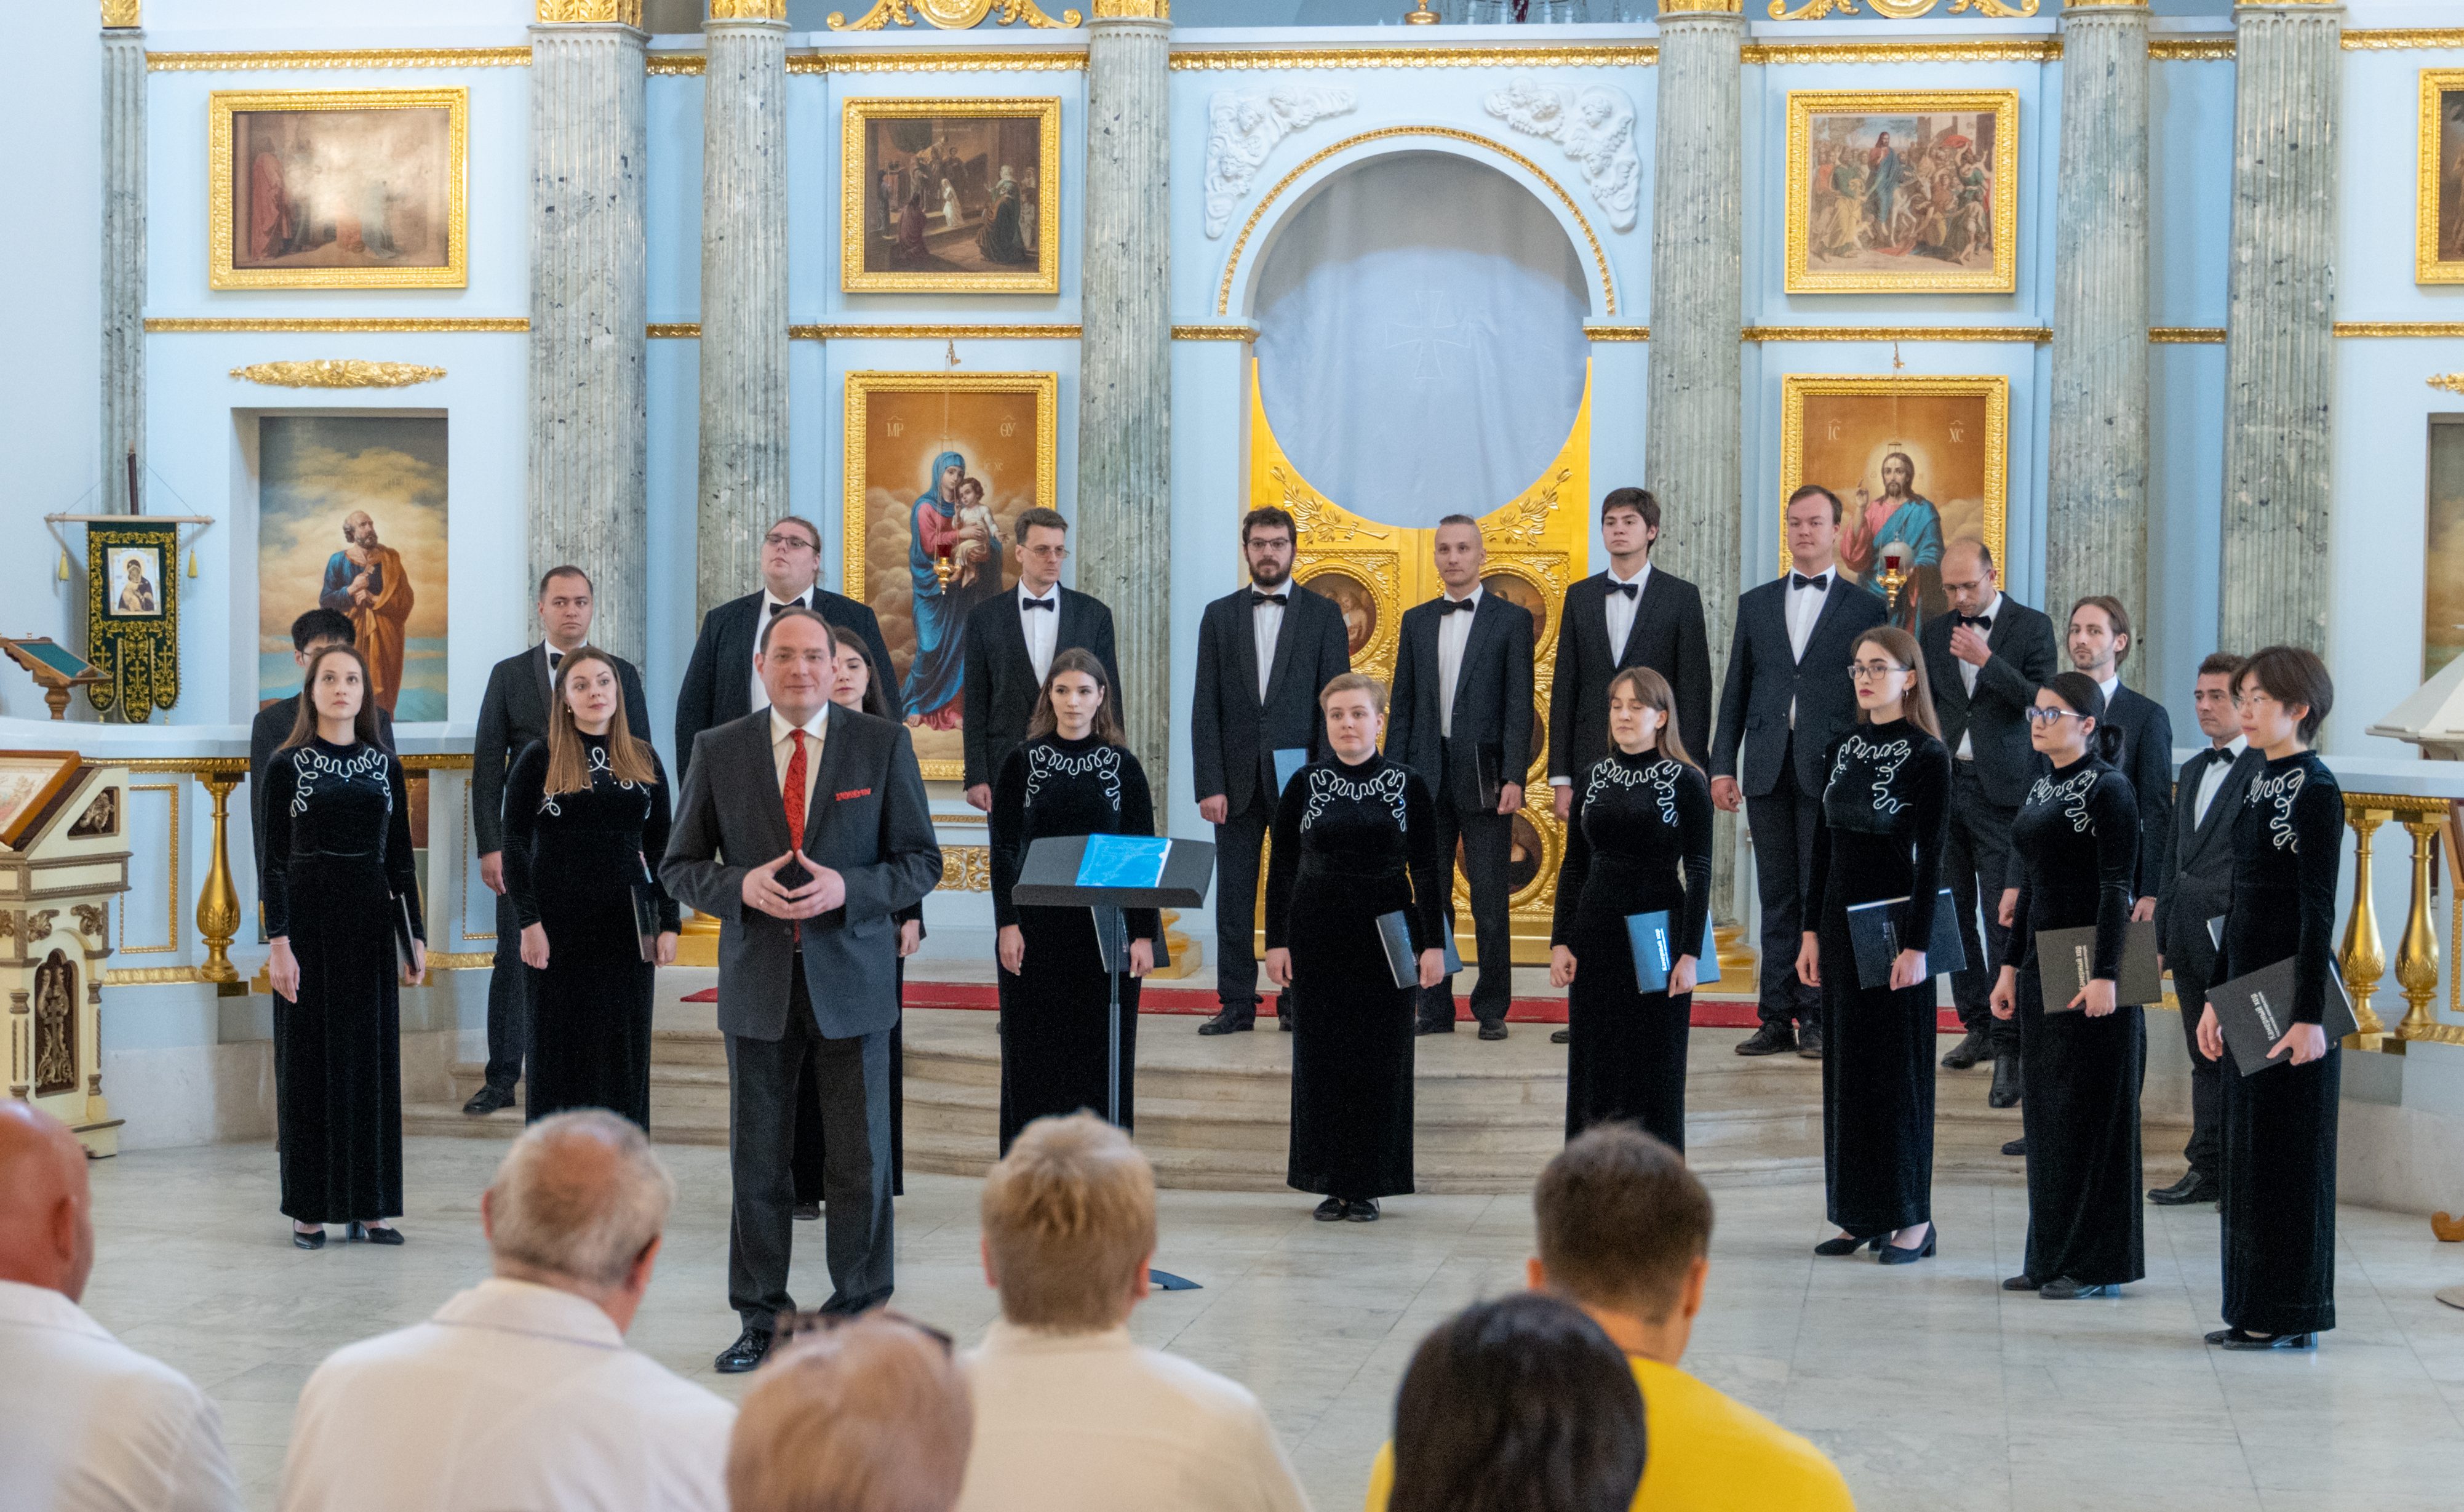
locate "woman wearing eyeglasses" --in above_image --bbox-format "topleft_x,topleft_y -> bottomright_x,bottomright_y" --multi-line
1797,626 -> 1950,1265
1990,671 -> 2145,1300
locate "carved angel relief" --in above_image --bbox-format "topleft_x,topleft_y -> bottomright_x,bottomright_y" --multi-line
1481,79 -> 1640,233
1204,84 -> 1358,239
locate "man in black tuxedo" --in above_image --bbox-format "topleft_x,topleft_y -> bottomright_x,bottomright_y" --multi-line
461,565 -> 654,1116
1549,487 -> 1713,820
2148,652 -> 2260,1207
660,608 -> 940,1374
1708,485 -> 1888,1059
1918,541 -> 2057,1095
960,506 -> 1122,812
1387,516 -> 1536,1040
2064,595 -> 2174,904
672,514 -> 899,786
250,609 -> 396,894
1189,505 -> 1351,1035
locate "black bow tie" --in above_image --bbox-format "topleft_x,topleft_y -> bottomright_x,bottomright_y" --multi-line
1022,596 -> 1056,612
1251,590 -> 1288,606
1790,572 -> 1830,591
1440,596 -> 1478,614
1958,614 -> 1993,630
1607,580 -> 1638,601
546,649 -> 563,670
767,598 -> 807,618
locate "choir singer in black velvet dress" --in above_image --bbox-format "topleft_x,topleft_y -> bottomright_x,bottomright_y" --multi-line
1266,673 -> 1448,1222
1548,666 -> 1713,1150
1797,626 -> 1950,1265
2195,646 -> 2344,1351
1990,671 -> 2145,1300
989,648 -> 1159,1154
501,646 -> 680,1131
265,643 -> 424,1250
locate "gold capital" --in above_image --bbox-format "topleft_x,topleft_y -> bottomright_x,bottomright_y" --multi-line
1659,0 -> 1743,13
1091,0 -> 1169,17
536,1 -> 644,24
708,0 -> 788,16
101,0 -> 140,27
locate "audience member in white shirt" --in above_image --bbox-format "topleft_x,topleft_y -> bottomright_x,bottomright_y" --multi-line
279,1111 -> 734,1512
954,1113 -> 1311,1512
0,1102 -> 239,1512
729,1312 -> 975,1512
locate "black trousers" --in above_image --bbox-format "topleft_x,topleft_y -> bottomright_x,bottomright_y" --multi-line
484,889 -> 532,1090
1211,770 -> 1277,1017
1420,743 -> 1513,1030
1744,739 -> 1822,1031
2167,935 -> 2223,1178
725,966 -> 895,1331
1944,761 -> 2020,1051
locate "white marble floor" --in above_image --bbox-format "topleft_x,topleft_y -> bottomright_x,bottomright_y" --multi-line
84,1138 -> 2464,1512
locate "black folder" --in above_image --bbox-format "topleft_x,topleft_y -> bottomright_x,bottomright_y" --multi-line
390,892 -> 420,974
1376,911 -> 1463,989
1475,742 -> 1505,812
2035,920 -> 2163,1010
2207,955 -> 2359,1076
1843,889 -> 1966,990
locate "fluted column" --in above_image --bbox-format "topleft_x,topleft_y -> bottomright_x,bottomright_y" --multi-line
2219,2 -> 2340,656
1076,1 -> 1173,793
102,10 -> 144,513
528,4 -> 648,664
1646,2 -> 1744,911
2046,1 -> 2150,652
698,4 -> 790,617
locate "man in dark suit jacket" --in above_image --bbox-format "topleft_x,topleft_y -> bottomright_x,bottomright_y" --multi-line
660,608 -> 940,1375
672,514 -> 898,787
1918,542 -> 2058,1086
2065,594 -> 2175,902
2148,652 -> 2259,1206
1549,488 -> 1712,822
1387,516 -> 1536,1039
1189,506 -> 1351,1034
960,506 -> 1121,810
460,565 -> 655,1116
250,609 -> 396,895
1709,485 -> 1888,1058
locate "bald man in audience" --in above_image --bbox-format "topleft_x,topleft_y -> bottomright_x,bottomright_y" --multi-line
0,1101 -> 240,1512
279,1111 -> 734,1512
728,1314 -> 975,1512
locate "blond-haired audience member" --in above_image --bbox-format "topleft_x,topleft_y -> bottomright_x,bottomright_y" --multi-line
728,1313 -> 974,1512
954,1113 -> 1310,1512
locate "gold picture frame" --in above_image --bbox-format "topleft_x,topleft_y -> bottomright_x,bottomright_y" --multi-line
209,87 -> 469,290
2419,70 -> 2464,284
842,96 -> 1062,295
1779,374 -> 2009,625
843,369 -> 1060,781
1785,89 -> 2019,296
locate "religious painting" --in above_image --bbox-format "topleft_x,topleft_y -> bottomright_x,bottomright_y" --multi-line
1307,567 -> 1380,661
209,89 -> 467,290
103,546 -> 165,620
843,370 -> 1059,782
1785,90 -> 2019,295
1481,570 -> 1549,649
0,751 -> 83,851
257,415 -> 450,721
1779,375 -> 2009,630
2426,417 -> 2464,679
842,97 -> 1062,295
84,520 -> 180,722
2419,71 -> 2464,284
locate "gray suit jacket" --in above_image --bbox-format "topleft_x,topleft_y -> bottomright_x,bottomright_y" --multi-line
2155,743 -> 2264,962
660,706 -> 941,1042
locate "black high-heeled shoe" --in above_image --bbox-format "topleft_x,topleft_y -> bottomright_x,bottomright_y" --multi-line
349,1222 -> 405,1247
2206,1327 -> 2314,1350
292,1226 -> 326,1251
1813,1232 -> 1885,1257
1876,1223 -> 1936,1265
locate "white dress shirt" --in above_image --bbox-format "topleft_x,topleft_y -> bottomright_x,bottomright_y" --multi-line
279,1277 -> 733,1512
953,1320 -> 1310,1512
1604,559 -> 1651,663
1784,568 -> 1833,728
0,1278 -> 239,1512
2193,735 -> 2249,826
2099,672 -> 2123,712
1250,586 -> 1286,702
1019,581 -> 1062,685
1436,583 -> 1483,738
752,587 -> 813,713
1953,590 -> 2002,761
771,704 -> 829,819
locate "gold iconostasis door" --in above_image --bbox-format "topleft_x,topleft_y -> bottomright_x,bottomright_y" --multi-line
1247,360 -> 1593,969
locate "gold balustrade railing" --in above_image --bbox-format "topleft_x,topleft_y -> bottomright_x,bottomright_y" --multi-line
2335,792 -> 2464,1051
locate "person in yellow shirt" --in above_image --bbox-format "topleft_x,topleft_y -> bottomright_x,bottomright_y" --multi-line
1365,1125 -> 1856,1512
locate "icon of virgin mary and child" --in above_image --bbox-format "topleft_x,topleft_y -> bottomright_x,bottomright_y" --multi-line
901,449 -> 1003,730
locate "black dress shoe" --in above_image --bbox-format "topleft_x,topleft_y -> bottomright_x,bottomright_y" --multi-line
1477,1021 -> 1508,1041
1877,1223 -> 1936,1265
1344,1199 -> 1381,1222
1313,1196 -> 1347,1222
1551,1027 -> 1571,1044
2001,1273 -> 2041,1292
2002,1137 -> 2028,1158
2207,1327 -> 2314,1351
1814,1233 -> 1884,1257
2148,1171 -> 2219,1206
792,1201 -> 822,1222
715,1328 -> 773,1374
1988,1053 -> 2023,1108
2038,1276 -> 2116,1300
462,1084 -> 517,1116
348,1222 -> 405,1246
1941,1030 -> 1991,1070
1197,1008 -> 1255,1036
1736,1024 -> 1797,1057
1796,1023 -> 1825,1060
292,1226 -> 327,1250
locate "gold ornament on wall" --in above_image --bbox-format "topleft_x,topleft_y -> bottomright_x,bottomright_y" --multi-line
829,1 -> 1083,31
1771,0 -> 2038,17
229,360 -> 447,389
101,1 -> 140,27
536,1 -> 644,23
708,1 -> 789,17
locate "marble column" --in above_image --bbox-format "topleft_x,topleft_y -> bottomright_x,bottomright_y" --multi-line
698,4 -> 789,618
528,5 -> 649,665
1645,3 -> 1745,916
1075,2 -> 1173,793
2219,2 -> 2340,656
2045,1 -> 2150,654
102,14 -> 144,513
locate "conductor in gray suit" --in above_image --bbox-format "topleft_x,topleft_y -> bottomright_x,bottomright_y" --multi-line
660,607 -> 941,1375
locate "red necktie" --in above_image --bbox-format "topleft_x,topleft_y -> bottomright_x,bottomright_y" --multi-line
784,729 -> 809,943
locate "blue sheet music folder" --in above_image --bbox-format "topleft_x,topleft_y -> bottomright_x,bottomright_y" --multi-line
1075,834 -> 1171,890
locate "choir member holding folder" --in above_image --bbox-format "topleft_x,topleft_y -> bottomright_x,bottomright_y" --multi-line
1548,668 -> 1713,1150
1796,626 -> 1950,1265
2194,646 -> 2346,1351
1266,674 -> 1447,1223
1990,672 -> 2145,1300
989,649 -> 1160,1154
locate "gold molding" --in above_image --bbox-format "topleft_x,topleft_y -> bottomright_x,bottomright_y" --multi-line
209,88 -> 468,291
647,55 -> 704,75
841,96 -> 1063,295
1743,40 -> 2059,64
1090,0 -> 1165,15
2349,30 -> 2464,52
1173,324 -> 1255,342
229,360 -> 446,388
397,753 -> 474,772
114,758 -> 252,775
146,317 -> 527,333
788,50 -> 1086,72
829,1 -> 1083,31
940,846 -> 992,892
648,322 -> 701,338
119,784 -> 178,956
2150,326 -> 2227,344
2431,374 -> 2464,396
1769,0 -> 2038,15
1585,324 -> 1652,342
1777,372 -> 2009,586
537,1 -> 644,23
2420,71 -> 2464,285
1171,46 -> 1656,71
1219,126 -> 1613,316
1745,325 -> 2047,343
2150,38 -> 2236,62
102,1 -> 140,28
709,0 -> 789,17
424,950 -> 495,971
792,323 -> 1082,340
2337,322 -> 2464,337
1659,0 -> 1742,12
99,966 -> 214,987
148,48 -> 533,71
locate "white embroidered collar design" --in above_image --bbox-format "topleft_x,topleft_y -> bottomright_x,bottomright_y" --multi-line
542,741 -> 642,817
1025,743 -> 1122,811
1585,756 -> 1682,826
1829,733 -> 1913,815
1302,764 -> 1408,831
2027,767 -> 2099,833
290,745 -> 390,817
2246,764 -> 2307,852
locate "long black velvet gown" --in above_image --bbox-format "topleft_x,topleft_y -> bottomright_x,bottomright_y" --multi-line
263,738 -> 420,1225
1267,752 -> 1446,1201
2004,753 -> 2145,1287
502,735 -> 679,1131
2214,749 -> 2343,1337
1552,750 -> 1713,1149
1805,719 -> 1951,1236
989,735 -> 1160,1154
